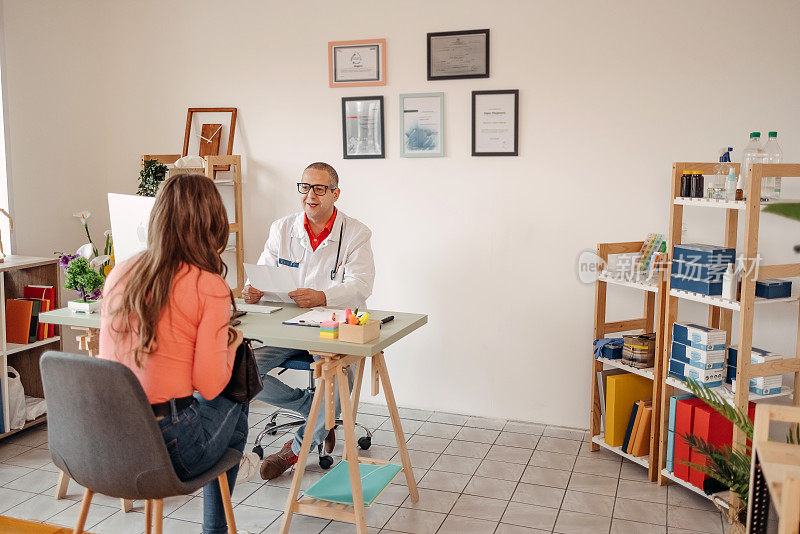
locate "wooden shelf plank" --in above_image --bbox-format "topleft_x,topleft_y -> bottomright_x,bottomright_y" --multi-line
665,376 -> 793,405
5,336 -> 61,356
599,272 -> 659,293
596,357 -> 655,381
669,288 -> 799,311
591,434 -> 649,468
674,197 -> 800,210
660,469 -> 730,508
0,414 -> 47,439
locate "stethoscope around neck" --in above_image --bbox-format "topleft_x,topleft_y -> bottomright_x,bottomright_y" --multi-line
285,220 -> 344,281
330,222 -> 344,280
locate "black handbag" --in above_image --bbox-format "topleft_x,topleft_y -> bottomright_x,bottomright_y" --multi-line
222,337 -> 264,404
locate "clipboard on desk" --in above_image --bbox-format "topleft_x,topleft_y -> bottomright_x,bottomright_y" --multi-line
283,308 -> 343,327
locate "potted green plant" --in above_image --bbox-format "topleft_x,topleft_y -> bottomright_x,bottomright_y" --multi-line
138,159 -> 169,197
63,256 -> 105,313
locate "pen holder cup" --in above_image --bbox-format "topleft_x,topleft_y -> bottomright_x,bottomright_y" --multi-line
338,319 -> 380,344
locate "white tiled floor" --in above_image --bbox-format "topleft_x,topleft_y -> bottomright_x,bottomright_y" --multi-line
0,400 -> 732,534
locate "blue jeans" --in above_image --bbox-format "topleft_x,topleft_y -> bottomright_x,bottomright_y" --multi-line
157,394 -> 248,534
254,346 -> 354,455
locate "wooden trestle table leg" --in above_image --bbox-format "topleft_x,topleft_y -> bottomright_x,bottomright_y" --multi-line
336,365 -> 368,534
280,363 -> 326,534
374,352 -> 419,502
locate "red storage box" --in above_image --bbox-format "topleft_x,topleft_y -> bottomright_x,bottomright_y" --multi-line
673,398 -> 705,482
689,405 -> 733,488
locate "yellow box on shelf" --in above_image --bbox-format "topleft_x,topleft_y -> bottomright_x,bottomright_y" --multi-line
605,373 -> 653,447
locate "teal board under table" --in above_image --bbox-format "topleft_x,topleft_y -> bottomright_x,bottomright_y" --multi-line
303,461 -> 402,506
39,303 -> 427,357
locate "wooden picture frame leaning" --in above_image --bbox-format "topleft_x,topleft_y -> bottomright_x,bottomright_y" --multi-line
182,107 -> 238,172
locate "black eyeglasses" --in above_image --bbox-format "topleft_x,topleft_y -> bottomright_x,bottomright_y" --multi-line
297,183 -> 336,196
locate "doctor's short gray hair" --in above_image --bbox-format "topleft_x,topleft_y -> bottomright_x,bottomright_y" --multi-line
304,162 -> 339,189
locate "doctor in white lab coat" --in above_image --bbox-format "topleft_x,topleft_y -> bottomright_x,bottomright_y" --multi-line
243,162 -> 375,480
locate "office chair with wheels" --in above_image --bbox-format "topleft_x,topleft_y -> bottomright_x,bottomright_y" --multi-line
251,351 -> 372,470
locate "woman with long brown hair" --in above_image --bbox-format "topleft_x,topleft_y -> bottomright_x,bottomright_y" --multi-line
99,174 -> 247,534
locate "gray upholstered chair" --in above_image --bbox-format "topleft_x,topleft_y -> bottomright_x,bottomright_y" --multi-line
40,351 -> 241,534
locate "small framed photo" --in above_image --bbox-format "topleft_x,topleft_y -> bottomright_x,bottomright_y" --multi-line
427,29 -> 489,81
342,96 -> 385,159
328,39 -> 387,88
472,90 -> 519,156
400,92 -> 444,158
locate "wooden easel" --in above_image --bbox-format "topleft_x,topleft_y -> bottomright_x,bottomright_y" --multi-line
53,327 -> 134,513
280,351 -> 418,534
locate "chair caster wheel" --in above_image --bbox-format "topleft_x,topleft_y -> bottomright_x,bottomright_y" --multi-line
266,423 -> 277,436
319,455 -> 334,470
252,445 -> 263,459
358,436 -> 372,450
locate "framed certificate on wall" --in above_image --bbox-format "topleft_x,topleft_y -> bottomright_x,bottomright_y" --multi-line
427,29 -> 489,80
472,90 -> 519,156
342,96 -> 385,159
400,92 -> 444,158
328,39 -> 387,88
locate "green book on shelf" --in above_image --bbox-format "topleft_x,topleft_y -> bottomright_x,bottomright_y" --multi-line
303,460 -> 402,506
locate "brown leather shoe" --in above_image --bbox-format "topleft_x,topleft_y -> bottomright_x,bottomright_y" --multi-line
324,428 -> 336,454
260,441 -> 298,480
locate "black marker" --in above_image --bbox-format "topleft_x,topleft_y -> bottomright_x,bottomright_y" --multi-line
380,316 -> 395,325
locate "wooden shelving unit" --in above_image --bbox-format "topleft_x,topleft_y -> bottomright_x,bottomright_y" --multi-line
589,241 -> 668,481
139,154 -> 245,296
0,256 -> 62,439
656,162 -> 800,510
204,155 -> 244,295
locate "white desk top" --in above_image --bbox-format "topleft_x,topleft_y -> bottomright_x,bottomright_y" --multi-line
40,303 -> 427,358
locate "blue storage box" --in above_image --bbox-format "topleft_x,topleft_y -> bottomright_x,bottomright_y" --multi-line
671,274 -> 723,296
668,359 -> 724,387
672,323 -> 726,351
727,345 -> 772,367
673,244 -> 736,265
671,259 -> 728,281
601,343 -> 622,360
755,279 -> 791,299
732,379 -> 783,396
726,365 -> 736,384
670,341 -> 725,370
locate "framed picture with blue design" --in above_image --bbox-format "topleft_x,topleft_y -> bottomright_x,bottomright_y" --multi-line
399,93 -> 444,158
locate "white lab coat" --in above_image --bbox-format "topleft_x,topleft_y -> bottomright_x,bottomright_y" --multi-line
255,210 -> 375,309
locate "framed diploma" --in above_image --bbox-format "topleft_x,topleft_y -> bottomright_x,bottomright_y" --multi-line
427,29 -> 489,81
400,92 -> 444,158
328,39 -> 387,88
341,96 -> 385,159
472,90 -> 519,156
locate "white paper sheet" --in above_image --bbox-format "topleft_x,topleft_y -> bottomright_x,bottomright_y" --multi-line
244,263 -> 297,303
233,299 -> 282,314
283,308 -> 346,327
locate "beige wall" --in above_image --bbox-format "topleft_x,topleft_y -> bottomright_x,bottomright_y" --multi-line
4,0 -> 800,427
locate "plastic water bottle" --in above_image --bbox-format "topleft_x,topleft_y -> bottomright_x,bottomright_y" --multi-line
741,132 -> 767,199
711,147 -> 733,199
763,131 -> 783,200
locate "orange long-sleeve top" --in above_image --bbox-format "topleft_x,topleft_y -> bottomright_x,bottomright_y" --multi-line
99,257 -> 236,404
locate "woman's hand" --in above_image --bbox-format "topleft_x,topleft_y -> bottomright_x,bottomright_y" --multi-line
242,284 -> 264,304
227,327 -> 244,347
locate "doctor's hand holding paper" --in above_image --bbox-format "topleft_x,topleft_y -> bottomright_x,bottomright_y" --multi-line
248,162 -> 375,480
